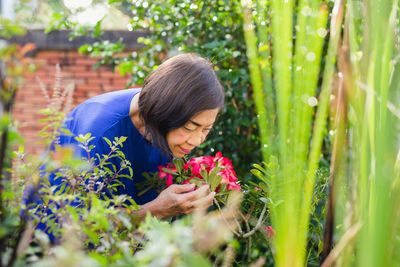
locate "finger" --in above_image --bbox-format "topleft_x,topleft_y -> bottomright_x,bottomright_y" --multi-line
192,191 -> 216,210
177,189 -> 214,215
183,207 -> 195,215
170,183 -> 196,194
183,184 -> 210,201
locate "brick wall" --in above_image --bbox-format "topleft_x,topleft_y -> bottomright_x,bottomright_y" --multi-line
13,49 -> 137,155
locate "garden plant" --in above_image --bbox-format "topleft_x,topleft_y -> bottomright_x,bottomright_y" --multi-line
243,0 -> 400,266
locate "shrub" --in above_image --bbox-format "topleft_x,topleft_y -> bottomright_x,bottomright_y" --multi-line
49,0 -> 261,180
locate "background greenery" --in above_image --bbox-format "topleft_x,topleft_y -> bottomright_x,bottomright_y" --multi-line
48,0 -> 262,180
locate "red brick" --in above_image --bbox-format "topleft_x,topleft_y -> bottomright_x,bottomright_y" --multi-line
96,65 -> 113,72
75,58 -> 100,65
48,59 -> 62,65
35,63 -> 57,70
110,78 -> 129,86
21,77 -> 39,85
87,78 -> 111,85
98,71 -> 126,79
15,48 -> 145,155
63,78 -> 85,85
32,77 -> 56,85
74,97 -> 88,104
102,85 -> 120,92
65,51 -> 84,58
73,91 -> 85,97
36,50 -> 66,59
32,58 -> 48,65
113,51 -> 133,57
24,96 -> 46,103
63,65 -> 88,72
18,85 -> 39,92
30,69 -> 55,76
87,91 -> 100,98
75,84 -> 101,91
23,70 -> 41,78
73,72 -> 99,78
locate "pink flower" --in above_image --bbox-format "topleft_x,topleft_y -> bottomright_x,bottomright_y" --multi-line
227,183 -> 241,191
254,187 -> 261,191
218,168 -> 231,184
184,156 -> 216,175
265,226 -> 275,239
215,151 -> 233,168
158,152 -> 241,192
166,163 -> 177,172
158,163 -> 177,187
216,160 -> 240,191
165,175 -> 173,186
158,166 -> 171,179
217,168 -> 236,183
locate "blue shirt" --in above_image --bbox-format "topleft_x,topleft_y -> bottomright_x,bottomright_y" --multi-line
57,88 -> 170,205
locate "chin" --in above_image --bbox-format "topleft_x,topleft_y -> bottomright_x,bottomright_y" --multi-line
173,153 -> 185,159
171,149 -> 185,158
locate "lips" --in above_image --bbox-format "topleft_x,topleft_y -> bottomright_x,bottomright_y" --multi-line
179,146 -> 191,154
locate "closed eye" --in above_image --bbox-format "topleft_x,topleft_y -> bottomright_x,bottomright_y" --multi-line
184,126 -> 196,132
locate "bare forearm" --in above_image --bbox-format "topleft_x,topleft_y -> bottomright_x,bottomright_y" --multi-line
134,199 -> 167,219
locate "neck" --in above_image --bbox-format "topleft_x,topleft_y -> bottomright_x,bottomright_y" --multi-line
129,93 -> 148,138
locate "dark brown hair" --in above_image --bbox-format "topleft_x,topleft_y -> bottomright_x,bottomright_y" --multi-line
138,53 -> 225,155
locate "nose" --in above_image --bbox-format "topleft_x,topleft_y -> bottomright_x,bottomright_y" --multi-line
187,131 -> 204,147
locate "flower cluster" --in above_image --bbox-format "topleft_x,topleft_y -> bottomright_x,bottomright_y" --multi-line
158,152 -> 241,192
265,226 -> 275,239
158,163 -> 177,187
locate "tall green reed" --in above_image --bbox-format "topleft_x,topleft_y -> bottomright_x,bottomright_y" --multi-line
243,0 -> 400,266
242,0 -> 339,265
330,0 -> 400,266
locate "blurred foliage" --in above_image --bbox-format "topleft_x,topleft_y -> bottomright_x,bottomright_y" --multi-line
0,16 -> 35,266
14,0 -> 130,30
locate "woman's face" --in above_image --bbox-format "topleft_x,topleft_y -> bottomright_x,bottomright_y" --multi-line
166,108 -> 219,158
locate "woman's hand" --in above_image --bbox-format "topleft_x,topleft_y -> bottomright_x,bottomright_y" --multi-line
139,184 -> 216,219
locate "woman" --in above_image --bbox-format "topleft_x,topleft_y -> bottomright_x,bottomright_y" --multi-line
56,53 -> 224,218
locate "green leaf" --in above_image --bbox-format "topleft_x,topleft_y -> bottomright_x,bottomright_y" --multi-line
84,228 -> 100,245
78,44 -> 92,54
162,167 -> 177,175
181,253 -> 212,267
89,252 -> 109,266
209,167 -> 222,191
189,179 -> 203,188
103,137 -> 112,147
138,186 -> 152,196
119,136 -> 127,143
200,169 -> 208,182
173,158 -> 183,173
